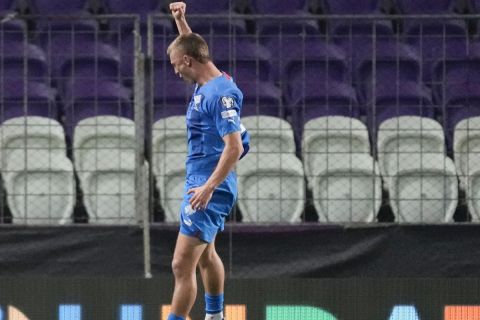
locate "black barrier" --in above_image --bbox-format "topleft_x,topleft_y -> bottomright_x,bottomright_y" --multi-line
1,278 -> 480,319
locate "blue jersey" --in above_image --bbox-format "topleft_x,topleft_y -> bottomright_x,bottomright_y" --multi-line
185,72 -> 249,176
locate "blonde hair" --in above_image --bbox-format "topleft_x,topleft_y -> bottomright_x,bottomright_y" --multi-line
167,33 -> 211,64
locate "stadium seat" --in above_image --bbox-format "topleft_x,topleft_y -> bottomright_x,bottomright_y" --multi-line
62,80 -> 133,135
377,116 -> 446,182
0,0 -> 14,10
262,36 -> 347,85
287,80 -> 359,141
0,116 -> 71,223
454,116 -> 480,188
432,50 -> 480,147
0,41 -> 48,82
470,0 -> 480,11
211,37 -> 273,82
466,155 -> 480,221
237,153 -> 305,223
0,116 -> 66,170
302,116 -> 371,185
152,115 -> 187,222
53,41 -> 121,93
398,0 -> 468,86
74,116 -> 145,224
186,0 -> 246,35
355,41 -> 421,101
104,0 -> 173,79
395,0 -> 455,13
388,153 -> 458,223
322,0 -> 394,73
241,116 -> 296,154
3,149 -> 75,224
152,67 -> 192,121
0,80 -> 58,122
0,9 -> 27,42
251,0 -> 319,35
32,0 -> 100,54
365,81 -> 435,131
237,81 -> 283,118
311,153 -> 381,222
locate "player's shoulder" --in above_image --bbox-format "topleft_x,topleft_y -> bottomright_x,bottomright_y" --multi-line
205,77 -> 243,103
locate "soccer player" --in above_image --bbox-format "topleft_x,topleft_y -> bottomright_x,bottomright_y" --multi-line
166,2 -> 250,320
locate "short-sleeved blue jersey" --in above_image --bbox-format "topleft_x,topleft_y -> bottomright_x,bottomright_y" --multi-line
185,72 -> 249,175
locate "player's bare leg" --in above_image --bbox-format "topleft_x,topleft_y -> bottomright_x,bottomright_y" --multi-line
169,233 -> 208,319
199,240 -> 225,320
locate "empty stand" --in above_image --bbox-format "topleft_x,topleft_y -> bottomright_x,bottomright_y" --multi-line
0,80 -> 58,122
302,116 -> 380,222
388,153 -> 458,222
152,115 -> 186,222
74,116 -> 144,224
0,117 -> 74,224
237,153 -> 305,223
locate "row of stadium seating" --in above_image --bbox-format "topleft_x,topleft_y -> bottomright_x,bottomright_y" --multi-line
0,113 -> 479,225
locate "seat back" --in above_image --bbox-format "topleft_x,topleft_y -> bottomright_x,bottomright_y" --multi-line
237,153 -> 305,223
377,116 -> 445,178
454,116 -> 480,184
302,116 -> 370,181
241,116 -> 295,154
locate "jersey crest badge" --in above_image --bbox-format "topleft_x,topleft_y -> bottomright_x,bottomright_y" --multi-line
221,96 -> 234,109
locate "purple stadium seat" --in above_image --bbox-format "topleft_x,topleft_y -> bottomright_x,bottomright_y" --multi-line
428,41 -> 480,147
251,0 -> 308,13
321,0 -> 393,69
251,0 -> 319,35
262,36 -> 347,86
153,63 -> 192,120
209,36 -> 273,82
0,0 -> 14,10
62,80 -> 133,134
30,0 -> 88,13
366,81 -> 435,130
395,0 -> 455,13
0,80 -> 58,122
322,0 -> 381,13
0,10 -> 26,42
52,41 -> 121,95
287,80 -> 359,137
471,0 -> 480,12
31,0 -> 98,39
431,43 -> 480,101
236,80 -> 283,117
395,0 -> 466,84
105,0 -> 172,80
0,41 -> 48,82
181,0 -> 246,35
356,41 -> 421,102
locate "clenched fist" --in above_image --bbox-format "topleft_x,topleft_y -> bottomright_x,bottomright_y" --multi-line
170,2 -> 186,20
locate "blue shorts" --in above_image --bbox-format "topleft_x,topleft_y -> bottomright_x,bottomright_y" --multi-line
179,172 -> 237,243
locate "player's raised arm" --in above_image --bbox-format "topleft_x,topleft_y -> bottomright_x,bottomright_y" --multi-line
169,2 -> 192,35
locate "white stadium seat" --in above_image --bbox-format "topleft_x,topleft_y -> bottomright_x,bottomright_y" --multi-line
241,115 -> 296,154
302,116 -> 370,186
311,153 -> 381,223
377,116 -> 445,183
237,153 -> 305,223
454,116 -> 480,188
388,154 -> 458,223
466,154 -> 480,221
74,116 -> 144,224
3,150 -> 75,224
152,116 -> 187,222
0,116 -> 66,170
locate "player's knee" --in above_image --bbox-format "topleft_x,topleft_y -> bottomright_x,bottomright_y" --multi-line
171,256 -> 190,278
